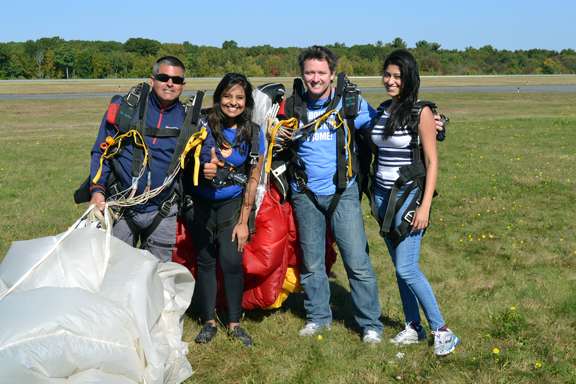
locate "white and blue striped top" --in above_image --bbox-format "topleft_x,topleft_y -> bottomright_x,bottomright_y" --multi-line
371,108 -> 417,190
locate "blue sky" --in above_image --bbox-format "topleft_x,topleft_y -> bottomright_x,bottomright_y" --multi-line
2,0 -> 574,51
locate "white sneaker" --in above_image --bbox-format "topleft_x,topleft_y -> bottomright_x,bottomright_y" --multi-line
298,322 -> 330,337
433,329 -> 460,356
362,329 -> 382,344
390,323 -> 427,345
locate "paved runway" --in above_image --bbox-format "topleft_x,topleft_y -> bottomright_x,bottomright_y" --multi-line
1,85 -> 575,100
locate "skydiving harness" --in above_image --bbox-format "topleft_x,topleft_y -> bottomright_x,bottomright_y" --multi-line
210,121 -> 260,188
78,82 -> 206,247
266,73 -> 360,219
207,120 -> 261,234
374,100 -> 447,247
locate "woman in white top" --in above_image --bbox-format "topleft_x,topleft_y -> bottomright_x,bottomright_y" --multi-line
369,49 -> 460,356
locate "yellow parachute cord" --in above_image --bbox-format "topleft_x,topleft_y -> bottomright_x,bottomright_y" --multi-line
92,129 -> 148,184
314,109 -> 342,130
179,126 -> 208,186
265,117 -> 298,173
312,111 -> 351,177
264,109 -> 345,174
342,113 -> 353,177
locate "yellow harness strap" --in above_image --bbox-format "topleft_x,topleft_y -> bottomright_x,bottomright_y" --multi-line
264,109 -> 349,174
92,129 -> 148,184
265,117 -> 298,173
179,126 -> 208,186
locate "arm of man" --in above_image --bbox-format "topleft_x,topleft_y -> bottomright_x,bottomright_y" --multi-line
89,112 -> 116,211
352,96 -> 376,130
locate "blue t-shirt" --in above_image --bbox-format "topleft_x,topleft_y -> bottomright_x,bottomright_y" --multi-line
195,123 -> 266,201
290,92 -> 375,196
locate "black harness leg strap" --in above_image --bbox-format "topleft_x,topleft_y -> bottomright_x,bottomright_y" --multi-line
381,183 -> 401,234
138,194 -> 177,247
386,183 -> 424,246
335,118 -> 348,191
380,182 -> 419,238
168,91 -> 205,175
124,215 -> 141,248
130,85 -> 150,179
325,189 -> 345,220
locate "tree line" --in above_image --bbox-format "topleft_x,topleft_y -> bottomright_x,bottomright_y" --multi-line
0,37 -> 574,79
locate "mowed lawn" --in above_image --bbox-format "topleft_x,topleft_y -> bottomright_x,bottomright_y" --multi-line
0,82 -> 575,383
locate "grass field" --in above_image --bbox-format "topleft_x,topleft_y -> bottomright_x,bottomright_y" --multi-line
0,79 -> 575,383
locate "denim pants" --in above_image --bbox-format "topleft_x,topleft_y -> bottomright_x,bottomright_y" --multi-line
373,186 -> 445,331
292,183 -> 383,333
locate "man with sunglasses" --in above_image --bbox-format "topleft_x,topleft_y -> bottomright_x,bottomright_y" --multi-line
88,55 -> 187,262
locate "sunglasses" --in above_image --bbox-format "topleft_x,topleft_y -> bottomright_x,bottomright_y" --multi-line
154,73 -> 185,85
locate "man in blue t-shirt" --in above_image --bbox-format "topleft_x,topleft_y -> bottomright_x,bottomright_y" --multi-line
285,46 -> 383,344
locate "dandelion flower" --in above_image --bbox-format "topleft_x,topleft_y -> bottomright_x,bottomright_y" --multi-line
492,347 -> 500,355
534,361 -> 542,369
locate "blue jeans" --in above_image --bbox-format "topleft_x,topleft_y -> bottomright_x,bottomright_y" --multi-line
373,186 -> 445,331
292,183 -> 383,333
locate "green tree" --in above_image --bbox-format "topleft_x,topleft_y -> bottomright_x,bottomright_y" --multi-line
337,55 -> 354,75
222,40 -> 238,50
124,38 -> 161,56
390,37 -> 407,49
541,57 -> 566,74
1,37 -> 574,79
416,40 -> 441,51
75,50 -> 93,78
42,49 -> 57,78
0,45 -> 9,77
54,45 -> 75,78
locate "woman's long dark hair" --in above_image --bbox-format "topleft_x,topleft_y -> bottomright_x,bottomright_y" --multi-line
382,49 -> 420,137
208,72 -> 254,150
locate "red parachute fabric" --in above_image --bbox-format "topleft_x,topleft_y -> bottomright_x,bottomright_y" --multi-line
171,219 -> 196,273
172,184 -> 336,310
241,185 -> 299,309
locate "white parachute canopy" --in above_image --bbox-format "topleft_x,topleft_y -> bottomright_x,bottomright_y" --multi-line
251,83 -> 285,212
0,206 -> 195,384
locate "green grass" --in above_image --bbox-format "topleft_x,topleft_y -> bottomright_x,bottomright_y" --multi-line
0,84 -> 575,383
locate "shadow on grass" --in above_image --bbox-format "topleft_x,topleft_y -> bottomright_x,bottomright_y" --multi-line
243,274 -> 403,336
185,272 -> 403,335
329,277 -> 403,334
